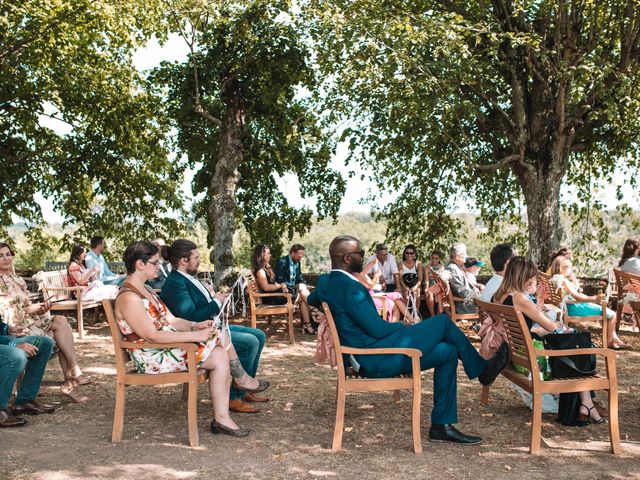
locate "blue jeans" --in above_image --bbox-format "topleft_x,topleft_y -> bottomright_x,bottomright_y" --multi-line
0,336 -> 54,409
229,325 -> 266,401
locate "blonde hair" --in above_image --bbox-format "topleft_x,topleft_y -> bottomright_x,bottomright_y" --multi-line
493,256 -> 538,301
548,255 -> 570,276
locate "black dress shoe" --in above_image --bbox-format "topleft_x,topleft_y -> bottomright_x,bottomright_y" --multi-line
478,341 -> 509,386
10,400 -> 55,415
429,424 -> 482,445
210,420 -> 250,437
0,408 -> 27,428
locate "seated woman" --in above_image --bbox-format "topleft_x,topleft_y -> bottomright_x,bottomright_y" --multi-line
397,244 -> 423,318
424,250 -> 445,317
357,257 -> 417,323
493,256 -> 605,424
67,245 -> 118,302
251,244 -> 315,334
0,242 -> 89,403
619,236 -> 640,274
115,241 -> 268,437
549,255 -> 623,349
547,247 -> 580,286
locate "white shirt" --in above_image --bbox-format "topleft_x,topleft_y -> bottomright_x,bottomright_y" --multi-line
366,254 -> 399,284
621,257 -> 640,275
480,274 -> 503,302
331,269 -> 359,283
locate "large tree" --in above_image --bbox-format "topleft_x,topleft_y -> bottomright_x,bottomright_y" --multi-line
0,0 -> 185,246
307,0 -> 640,266
155,0 -> 345,283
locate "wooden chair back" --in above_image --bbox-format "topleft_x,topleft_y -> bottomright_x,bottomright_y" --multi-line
613,268 -> 640,329
102,299 -> 131,376
44,261 -> 68,271
244,273 -> 296,343
37,270 -> 71,301
536,271 -> 564,307
321,302 -> 422,453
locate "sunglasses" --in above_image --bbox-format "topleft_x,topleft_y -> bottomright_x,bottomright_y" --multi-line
344,249 -> 365,257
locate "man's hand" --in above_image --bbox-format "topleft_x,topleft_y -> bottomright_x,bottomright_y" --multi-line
17,343 -> 38,357
26,302 -> 50,315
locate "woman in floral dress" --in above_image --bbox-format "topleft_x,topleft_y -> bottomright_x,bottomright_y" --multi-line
0,242 -> 89,402
114,241 -> 268,437
67,245 -> 118,301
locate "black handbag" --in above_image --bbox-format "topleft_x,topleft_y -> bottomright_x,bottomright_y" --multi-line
543,331 -> 596,379
402,272 -> 419,288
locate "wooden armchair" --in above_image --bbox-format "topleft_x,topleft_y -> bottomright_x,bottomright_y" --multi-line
245,274 -> 295,344
475,299 -> 620,454
613,268 -> 640,331
34,270 -> 101,338
321,302 -> 423,453
102,299 -> 206,447
537,271 -> 609,347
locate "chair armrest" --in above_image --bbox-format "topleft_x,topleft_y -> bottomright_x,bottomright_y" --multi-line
44,286 -> 83,293
341,346 -> 422,358
254,292 -> 292,298
533,347 -> 616,358
120,341 -> 198,351
451,295 -> 465,302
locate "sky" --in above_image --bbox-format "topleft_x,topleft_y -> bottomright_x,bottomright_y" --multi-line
33,34 -> 639,224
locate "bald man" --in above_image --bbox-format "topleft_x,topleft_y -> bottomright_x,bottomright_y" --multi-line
308,235 -> 509,445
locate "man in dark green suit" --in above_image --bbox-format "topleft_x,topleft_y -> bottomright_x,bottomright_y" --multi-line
160,240 -> 267,414
308,235 -> 508,445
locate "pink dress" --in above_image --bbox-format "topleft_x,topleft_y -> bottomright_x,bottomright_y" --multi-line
370,290 -> 403,322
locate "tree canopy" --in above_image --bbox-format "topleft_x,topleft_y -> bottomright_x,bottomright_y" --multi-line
0,0 -> 185,247
306,0 -> 640,266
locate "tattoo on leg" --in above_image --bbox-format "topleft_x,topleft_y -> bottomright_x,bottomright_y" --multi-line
229,359 -> 247,380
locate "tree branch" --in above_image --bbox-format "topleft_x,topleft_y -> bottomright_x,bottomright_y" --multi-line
475,153 -> 534,174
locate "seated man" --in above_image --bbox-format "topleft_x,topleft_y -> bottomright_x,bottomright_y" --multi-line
160,239 -> 267,414
308,235 -> 508,444
275,244 -> 315,334
446,242 -> 480,314
366,243 -> 399,292
0,321 -> 55,427
85,236 -> 126,286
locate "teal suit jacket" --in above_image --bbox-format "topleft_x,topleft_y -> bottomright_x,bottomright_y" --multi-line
308,270 -> 404,349
160,271 -> 220,322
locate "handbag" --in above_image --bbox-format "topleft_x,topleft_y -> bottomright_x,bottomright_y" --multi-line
402,272 -> 419,288
543,331 -> 596,379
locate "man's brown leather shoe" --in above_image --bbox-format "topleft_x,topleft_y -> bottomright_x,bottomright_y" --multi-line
11,400 -> 55,415
0,408 -> 27,427
228,399 -> 259,413
245,393 -> 269,403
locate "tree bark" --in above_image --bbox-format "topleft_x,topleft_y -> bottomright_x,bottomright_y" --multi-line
208,92 -> 245,285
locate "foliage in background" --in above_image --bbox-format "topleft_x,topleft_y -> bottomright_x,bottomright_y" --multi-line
0,0 -> 187,249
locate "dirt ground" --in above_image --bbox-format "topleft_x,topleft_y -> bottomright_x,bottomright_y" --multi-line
2,315 -> 640,480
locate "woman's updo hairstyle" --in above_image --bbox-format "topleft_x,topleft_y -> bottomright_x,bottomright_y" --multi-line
123,241 -> 159,274
167,239 -> 198,268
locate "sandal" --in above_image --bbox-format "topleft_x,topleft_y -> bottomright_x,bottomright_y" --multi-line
61,384 -> 89,403
232,378 -> 270,394
302,323 -> 317,335
68,367 -> 92,386
578,404 -> 604,424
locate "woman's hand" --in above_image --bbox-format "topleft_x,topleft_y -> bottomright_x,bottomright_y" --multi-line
280,282 -> 288,293
194,326 -> 214,343
9,325 -> 28,336
594,293 -> 605,303
192,320 -> 214,331
26,302 -> 50,315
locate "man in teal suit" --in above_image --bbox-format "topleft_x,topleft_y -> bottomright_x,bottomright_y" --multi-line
308,235 -> 509,445
160,240 -> 267,414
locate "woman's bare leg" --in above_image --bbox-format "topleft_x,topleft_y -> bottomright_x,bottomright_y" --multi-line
201,347 -> 238,429
425,291 -> 435,317
49,315 -> 80,381
579,391 -> 602,422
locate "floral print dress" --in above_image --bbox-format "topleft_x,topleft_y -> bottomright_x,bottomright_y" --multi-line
0,273 -> 53,336
116,285 -> 219,374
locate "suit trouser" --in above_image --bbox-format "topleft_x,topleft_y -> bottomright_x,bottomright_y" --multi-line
0,336 -> 54,410
356,314 -> 486,424
229,325 -> 266,400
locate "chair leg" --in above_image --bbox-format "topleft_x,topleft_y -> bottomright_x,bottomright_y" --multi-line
412,383 -> 422,454
608,387 -> 621,454
187,379 -> 199,447
480,385 -> 490,405
530,391 -> 543,455
332,387 -> 346,452
112,381 -> 126,443
288,309 -> 295,345
77,305 -> 84,339
250,310 -> 257,329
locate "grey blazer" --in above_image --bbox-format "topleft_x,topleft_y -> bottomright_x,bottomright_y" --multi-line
445,262 -> 478,314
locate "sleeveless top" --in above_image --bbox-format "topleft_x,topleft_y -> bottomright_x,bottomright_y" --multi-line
401,261 -> 420,288
500,294 -> 542,340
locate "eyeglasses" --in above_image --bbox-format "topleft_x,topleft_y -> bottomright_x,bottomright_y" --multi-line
146,259 -> 161,266
344,249 -> 365,257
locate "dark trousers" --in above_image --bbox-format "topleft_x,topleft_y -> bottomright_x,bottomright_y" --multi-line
356,314 -> 486,424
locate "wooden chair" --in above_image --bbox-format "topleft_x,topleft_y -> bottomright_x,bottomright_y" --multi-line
475,299 -> 620,454
245,274 -> 295,344
321,302 -> 423,453
102,299 -> 206,447
33,270 -> 101,338
432,269 -> 479,323
536,271 -> 609,347
613,268 -> 640,331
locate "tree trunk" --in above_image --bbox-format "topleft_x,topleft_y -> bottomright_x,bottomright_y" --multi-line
208,96 -> 245,285
518,163 -> 564,270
